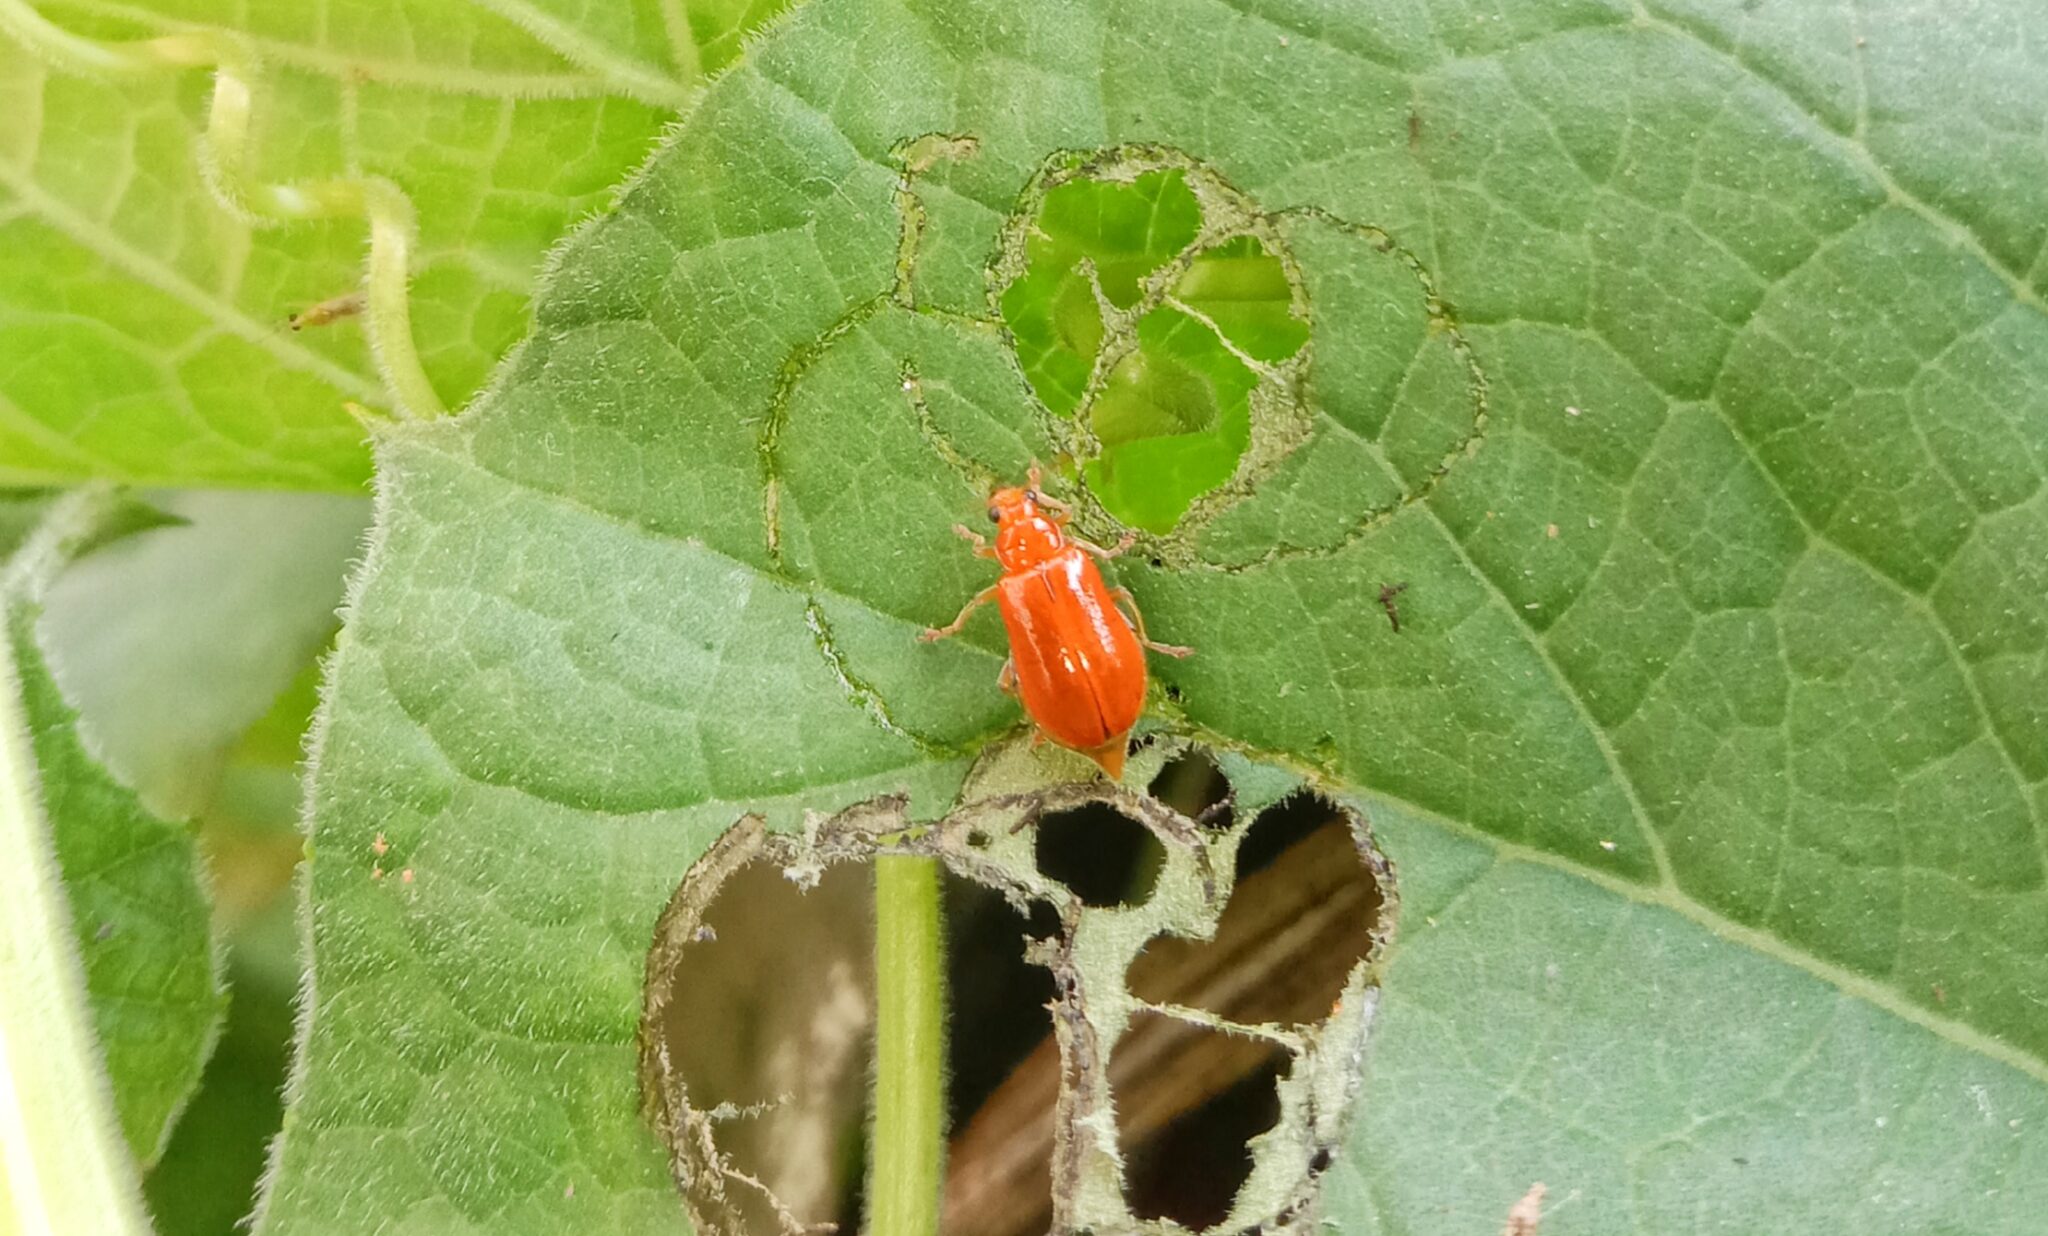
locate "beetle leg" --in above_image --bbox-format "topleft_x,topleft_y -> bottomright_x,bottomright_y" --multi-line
919,585 -> 1000,642
1071,532 -> 1135,560
1026,462 -> 1074,522
997,657 -> 1018,697
951,523 -> 999,560
1111,587 -> 1193,657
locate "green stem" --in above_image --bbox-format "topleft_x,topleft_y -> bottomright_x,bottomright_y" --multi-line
0,597 -> 152,1236
870,854 -> 945,1236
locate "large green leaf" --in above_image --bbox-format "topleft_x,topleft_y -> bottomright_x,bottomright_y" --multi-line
0,0 -> 792,489
262,0 -> 2048,1231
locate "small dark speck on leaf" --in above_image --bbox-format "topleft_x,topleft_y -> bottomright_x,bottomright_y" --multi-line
94,921 -> 115,941
1408,111 -> 1422,148
1377,582 -> 1409,633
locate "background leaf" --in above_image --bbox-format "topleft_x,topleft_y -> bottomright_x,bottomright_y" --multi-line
0,489 -> 56,554
0,0 -> 795,489
21,491 -> 373,1230
260,0 -> 2048,1231
39,490 -> 368,815
10,602 -> 226,1163
3,503 -> 226,1170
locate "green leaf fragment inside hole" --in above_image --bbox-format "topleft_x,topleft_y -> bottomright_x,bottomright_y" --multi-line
1172,235 -> 1311,364
1087,308 -> 1254,533
1001,170 -> 1307,533
1003,170 -> 1200,418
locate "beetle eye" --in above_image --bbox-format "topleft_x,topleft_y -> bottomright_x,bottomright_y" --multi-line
986,507 -> 1001,524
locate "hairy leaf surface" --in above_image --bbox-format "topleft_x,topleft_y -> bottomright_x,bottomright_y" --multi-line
266,0 -> 2048,1230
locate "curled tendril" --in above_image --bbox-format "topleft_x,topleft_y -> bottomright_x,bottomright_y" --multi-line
0,0 -> 444,420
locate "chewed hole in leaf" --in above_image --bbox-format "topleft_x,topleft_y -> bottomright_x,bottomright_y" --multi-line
1085,307 -> 1257,534
640,833 -> 875,1235
1127,790 -> 1386,1027
643,818 -> 1066,1236
1147,747 -> 1233,830
1235,788 -> 1354,881
942,888 -> 1062,1236
1001,169 -> 1203,418
1034,800 -> 1166,908
1173,236 -> 1311,364
1112,1011 -> 1290,1231
642,742 -> 1394,1236
945,883 -> 1060,1137
997,153 -> 1309,535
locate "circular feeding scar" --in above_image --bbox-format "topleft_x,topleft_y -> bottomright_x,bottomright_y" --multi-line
637,736 -> 1398,1236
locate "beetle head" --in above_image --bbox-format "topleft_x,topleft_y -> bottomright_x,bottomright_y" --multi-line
987,485 -> 1067,570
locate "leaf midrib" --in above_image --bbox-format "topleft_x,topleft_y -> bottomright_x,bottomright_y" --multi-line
1369,785 -> 2048,1088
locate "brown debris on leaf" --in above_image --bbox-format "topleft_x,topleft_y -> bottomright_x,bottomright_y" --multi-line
1503,1182 -> 1547,1235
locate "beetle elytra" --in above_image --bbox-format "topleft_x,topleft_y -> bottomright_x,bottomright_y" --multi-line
919,467 -> 1189,778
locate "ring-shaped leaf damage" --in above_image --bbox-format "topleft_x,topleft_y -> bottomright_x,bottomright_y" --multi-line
639,735 -> 1396,1235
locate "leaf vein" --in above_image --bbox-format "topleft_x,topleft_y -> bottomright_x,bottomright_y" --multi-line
1636,4 -> 2048,316
0,165 -> 385,407
1370,787 -> 2048,1085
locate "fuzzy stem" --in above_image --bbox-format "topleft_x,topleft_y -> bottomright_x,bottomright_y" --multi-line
869,854 -> 945,1236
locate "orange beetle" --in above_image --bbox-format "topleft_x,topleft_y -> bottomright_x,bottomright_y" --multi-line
919,467 -> 1189,778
